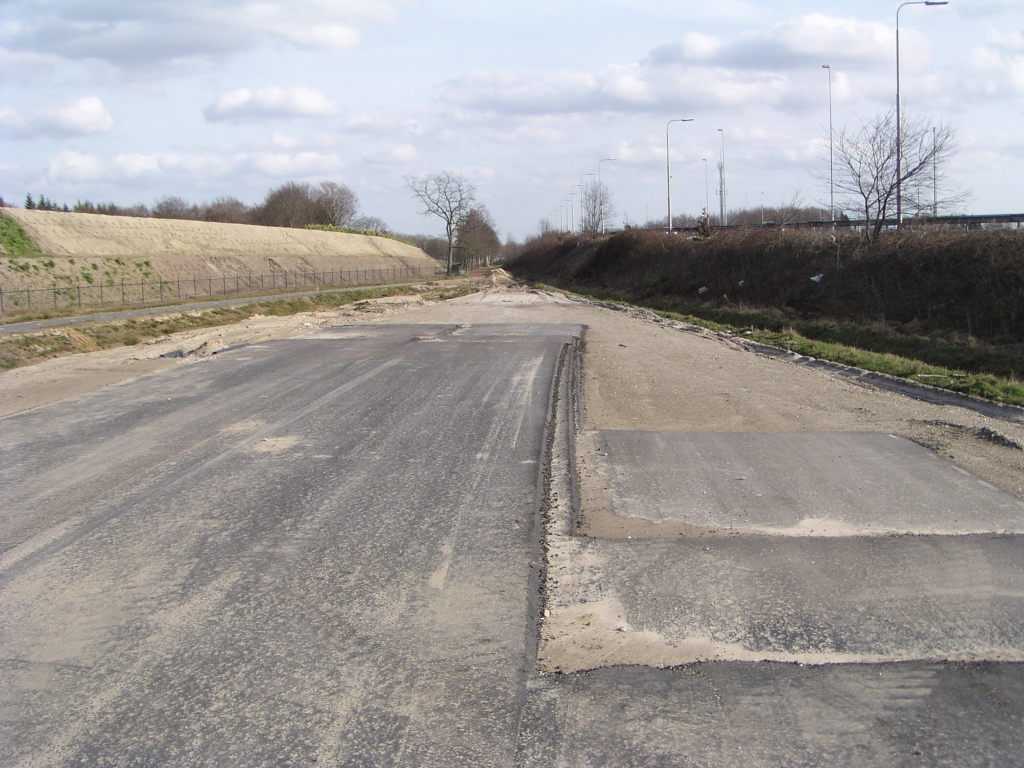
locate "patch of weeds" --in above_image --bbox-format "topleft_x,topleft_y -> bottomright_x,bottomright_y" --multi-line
0,214 -> 43,257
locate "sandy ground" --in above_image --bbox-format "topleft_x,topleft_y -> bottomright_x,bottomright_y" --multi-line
1,209 -> 438,291
4,279 -> 1023,674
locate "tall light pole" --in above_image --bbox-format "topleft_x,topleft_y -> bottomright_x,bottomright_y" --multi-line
896,1 -> 948,226
666,118 -> 694,231
566,193 -> 575,233
932,125 -> 938,217
717,129 -> 727,226
580,172 -> 596,233
702,158 -> 709,219
823,64 -> 834,224
571,184 -> 585,233
598,158 -> 616,234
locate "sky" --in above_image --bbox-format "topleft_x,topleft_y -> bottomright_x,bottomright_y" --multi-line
1,0 -> 1023,239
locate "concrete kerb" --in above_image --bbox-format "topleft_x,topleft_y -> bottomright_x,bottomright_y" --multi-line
562,293 -> 1024,426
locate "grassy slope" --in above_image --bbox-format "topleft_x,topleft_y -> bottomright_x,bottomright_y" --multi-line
0,213 -> 43,257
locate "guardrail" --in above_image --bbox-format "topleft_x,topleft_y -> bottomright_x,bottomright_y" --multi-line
0,265 -> 446,315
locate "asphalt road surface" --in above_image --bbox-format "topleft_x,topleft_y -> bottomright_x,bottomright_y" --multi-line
3,307 -> 1024,766
1,323 -> 579,766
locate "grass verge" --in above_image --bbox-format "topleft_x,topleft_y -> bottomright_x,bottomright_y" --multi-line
0,214 -> 43,258
0,283 -> 474,370
537,283 -> 1024,409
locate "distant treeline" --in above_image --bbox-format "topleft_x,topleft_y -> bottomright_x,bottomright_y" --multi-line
16,181 -> 392,234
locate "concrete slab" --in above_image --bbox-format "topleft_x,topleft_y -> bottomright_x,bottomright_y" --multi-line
518,662 -> 1024,767
582,431 -> 1024,536
541,533 -> 1024,668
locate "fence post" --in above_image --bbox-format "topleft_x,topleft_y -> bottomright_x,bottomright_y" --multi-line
141,279 -> 145,304
193,275 -> 197,299
99,282 -> 103,304
78,278 -> 82,308
1,287 -> 4,313
121,279 -> 125,306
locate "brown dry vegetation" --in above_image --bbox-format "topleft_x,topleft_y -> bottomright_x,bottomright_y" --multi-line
508,228 -> 1024,404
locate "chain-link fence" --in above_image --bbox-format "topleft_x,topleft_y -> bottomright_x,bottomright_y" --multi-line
0,265 -> 446,316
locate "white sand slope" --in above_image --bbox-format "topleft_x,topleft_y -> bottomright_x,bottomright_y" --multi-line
3,209 -> 431,263
1,209 -> 441,290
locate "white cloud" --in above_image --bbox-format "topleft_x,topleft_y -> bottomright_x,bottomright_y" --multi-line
0,1 -> 417,75
987,30 -> 1024,51
44,147 -> 347,185
390,143 -> 418,161
204,87 -> 339,122
0,96 -> 114,139
247,151 -> 346,176
46,150 -> 105,182
0,45 -> 61,83
960,45 -> 1024,99
650,14 -> 900,71
439,14 -> 913,119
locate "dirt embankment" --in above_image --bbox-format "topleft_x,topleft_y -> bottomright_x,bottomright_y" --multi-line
0,209 -> 440,290
509,228 -> 1024,345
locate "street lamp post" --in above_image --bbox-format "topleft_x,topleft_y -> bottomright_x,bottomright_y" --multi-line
580,172 -> 596,233
666,118 -> 694,231
717,129 -> 727,226
702,159 -> 709,219
896,1 -> 948,226
571,185 -> 585,233
598,157 -> 616,234
823,64 -> 834,224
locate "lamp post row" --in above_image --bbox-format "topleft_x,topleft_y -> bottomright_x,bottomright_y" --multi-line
549,3 -> 946,235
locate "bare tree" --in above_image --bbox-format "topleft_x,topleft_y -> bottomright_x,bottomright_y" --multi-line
406,172 -> 476,273
350,215 -> 391,233
456,206 -> 501,268
313,181 -> 359,227
251,182 -> 319,228
201,196 -> 250,224
828,110 -> 961,241
152,195 -> 199,220
580,180 -> 616,234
